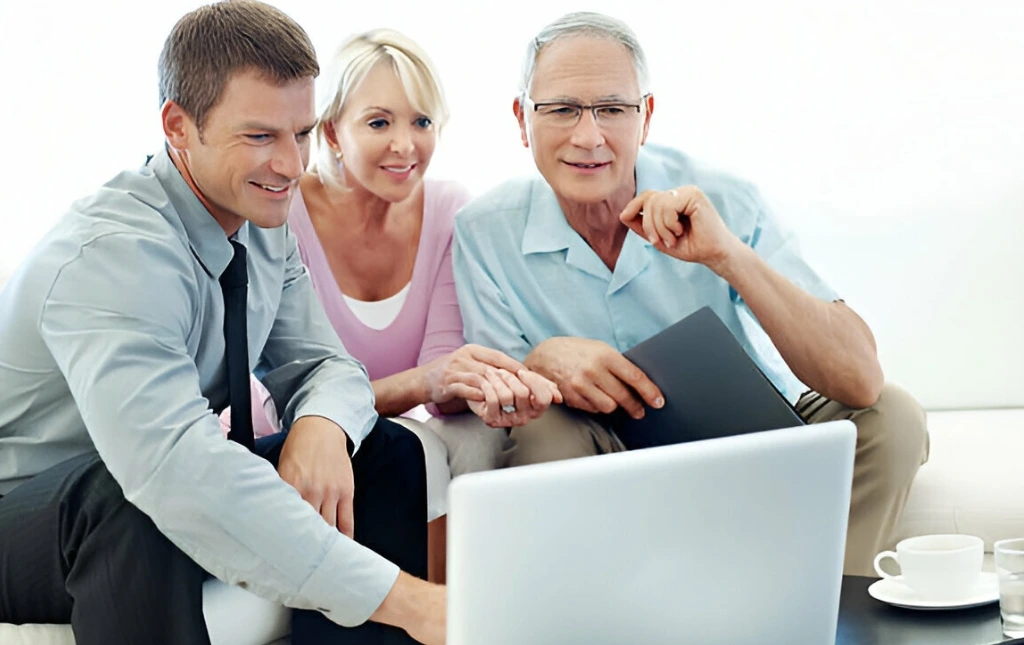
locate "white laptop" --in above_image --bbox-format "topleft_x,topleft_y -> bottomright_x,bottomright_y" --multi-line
446,421 -> 856,645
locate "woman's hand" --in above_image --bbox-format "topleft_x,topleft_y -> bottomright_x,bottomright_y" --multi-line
425,345 -> 562,426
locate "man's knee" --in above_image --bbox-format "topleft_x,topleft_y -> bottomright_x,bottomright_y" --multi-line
427,413 -> 509,477
854,382 -> 930,479
503,405 -> 613,468
368,418 -> 427,484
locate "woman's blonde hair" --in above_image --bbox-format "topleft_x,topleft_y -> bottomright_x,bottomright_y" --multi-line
313,29 -> 449,189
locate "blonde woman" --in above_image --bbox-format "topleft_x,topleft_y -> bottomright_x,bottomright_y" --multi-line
228,29 -> 561,602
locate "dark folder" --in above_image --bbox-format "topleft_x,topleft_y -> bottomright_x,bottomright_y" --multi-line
608,306 -> 806,451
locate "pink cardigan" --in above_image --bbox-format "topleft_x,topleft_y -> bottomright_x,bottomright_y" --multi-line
223,179 -> 472,437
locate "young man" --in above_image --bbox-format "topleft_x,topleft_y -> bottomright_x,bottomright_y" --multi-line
0,2 -> 444,643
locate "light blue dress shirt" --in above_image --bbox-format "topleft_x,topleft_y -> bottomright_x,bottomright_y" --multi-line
452,143 -> 840,404
0,149 -> 396,626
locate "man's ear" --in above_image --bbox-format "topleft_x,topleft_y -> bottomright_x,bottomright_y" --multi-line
513,97 -> 529,148
162,100 -> 194,149
639,93 -> 655,146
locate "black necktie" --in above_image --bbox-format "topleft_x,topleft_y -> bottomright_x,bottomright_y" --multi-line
220,240 -> 255,451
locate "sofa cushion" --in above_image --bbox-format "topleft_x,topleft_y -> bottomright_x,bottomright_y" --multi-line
0,577 -> 290,645
893,409 -> 1024,550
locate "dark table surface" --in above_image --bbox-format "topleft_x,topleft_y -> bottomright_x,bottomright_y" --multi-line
838,576 -> 1024,645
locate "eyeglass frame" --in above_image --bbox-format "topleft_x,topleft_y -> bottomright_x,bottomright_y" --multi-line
523,94 -> 651,127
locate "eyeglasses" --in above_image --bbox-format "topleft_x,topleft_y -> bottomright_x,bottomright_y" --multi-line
526,95 -> 649,128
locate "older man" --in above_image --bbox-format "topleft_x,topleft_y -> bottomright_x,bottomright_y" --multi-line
451,11 -> 928,576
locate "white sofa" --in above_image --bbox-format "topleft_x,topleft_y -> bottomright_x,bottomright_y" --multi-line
0,579 -> 290,645
894,409 -> 1024,551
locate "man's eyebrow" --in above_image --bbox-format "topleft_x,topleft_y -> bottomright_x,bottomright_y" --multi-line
533,95 -> 580,103
236,122 -> 318,133
534,94 -> 631,104
236,121 -> 278,132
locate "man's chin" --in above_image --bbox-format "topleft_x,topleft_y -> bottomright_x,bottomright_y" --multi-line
247,209 -> 291,230
553,179 -> 619,206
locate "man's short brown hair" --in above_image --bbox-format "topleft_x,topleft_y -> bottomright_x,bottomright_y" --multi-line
158,0 -> 319,131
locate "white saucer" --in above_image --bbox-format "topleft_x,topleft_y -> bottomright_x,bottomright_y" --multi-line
868,572 -> 1000,610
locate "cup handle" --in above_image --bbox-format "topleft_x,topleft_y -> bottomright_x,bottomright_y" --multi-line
873,551 -> 900,579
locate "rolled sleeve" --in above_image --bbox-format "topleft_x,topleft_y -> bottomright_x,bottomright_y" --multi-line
732,187 -> 839,401
746,189 -> 840,304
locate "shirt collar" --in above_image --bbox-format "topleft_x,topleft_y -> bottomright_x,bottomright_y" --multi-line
521,144 -> 678,257
150,146 -> 248,280
520,179 -> 577,255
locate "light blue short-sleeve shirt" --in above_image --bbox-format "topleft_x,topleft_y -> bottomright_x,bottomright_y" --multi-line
451,143 -> 840,403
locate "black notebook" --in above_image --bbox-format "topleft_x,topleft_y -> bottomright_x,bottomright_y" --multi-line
608,306 -> 806,450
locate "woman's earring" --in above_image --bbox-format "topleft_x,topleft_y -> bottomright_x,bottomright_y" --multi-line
334,150 -> 343,161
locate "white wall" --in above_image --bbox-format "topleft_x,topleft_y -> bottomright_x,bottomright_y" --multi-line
1,1 -> 1021,410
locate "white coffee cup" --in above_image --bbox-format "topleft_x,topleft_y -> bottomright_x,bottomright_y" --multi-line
873,534 -> 984,599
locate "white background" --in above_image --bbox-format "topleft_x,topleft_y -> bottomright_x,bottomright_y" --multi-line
1,1 -> 1021,410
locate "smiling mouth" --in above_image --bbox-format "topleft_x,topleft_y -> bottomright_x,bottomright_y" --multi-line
565,161 -> 610,169
249,181 -> 289,193
382,164 -> 416,173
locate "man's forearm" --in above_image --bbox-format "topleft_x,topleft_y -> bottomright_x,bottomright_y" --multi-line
712,244 -> 884,408
264,355 -> 377,452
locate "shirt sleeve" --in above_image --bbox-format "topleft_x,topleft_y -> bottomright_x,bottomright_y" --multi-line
731,185 -> 839,402
255,227 -> 378,453
742,186 -> 840,304
39,232 -> 397,627
451,214 -> 534,362
416,184 -> 473,368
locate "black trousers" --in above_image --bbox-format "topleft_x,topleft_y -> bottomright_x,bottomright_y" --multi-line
0,418 -> 427,645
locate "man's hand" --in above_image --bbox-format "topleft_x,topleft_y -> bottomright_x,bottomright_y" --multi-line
278,415 -> 355,537
619,186 -> 745,274
371,572 -> 446,645
524,337 -> 664,419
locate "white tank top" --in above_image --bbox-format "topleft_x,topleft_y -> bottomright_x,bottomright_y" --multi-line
341,282 -> 411,331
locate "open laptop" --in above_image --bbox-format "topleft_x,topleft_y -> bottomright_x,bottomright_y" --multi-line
447,421 -> 855,645
609,306 -> 806,450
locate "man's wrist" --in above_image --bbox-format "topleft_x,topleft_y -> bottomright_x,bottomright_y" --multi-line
707,241 -> 757,284
371,572 -> 430,631
292,415 -> 354,456
523,344 -> 548,378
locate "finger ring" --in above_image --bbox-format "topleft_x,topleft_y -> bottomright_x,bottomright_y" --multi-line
502,404 -> 516,414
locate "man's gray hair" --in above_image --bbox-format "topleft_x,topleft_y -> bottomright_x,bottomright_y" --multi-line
518,11 -> 651,98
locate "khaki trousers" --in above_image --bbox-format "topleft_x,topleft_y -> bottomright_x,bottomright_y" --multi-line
393,413 -> 512,520
500,382 -> 930,576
